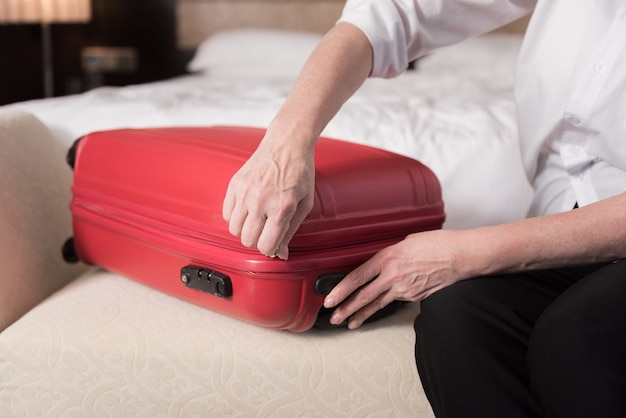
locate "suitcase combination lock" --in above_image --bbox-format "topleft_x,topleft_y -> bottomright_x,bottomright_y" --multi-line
180,265 -> 233,298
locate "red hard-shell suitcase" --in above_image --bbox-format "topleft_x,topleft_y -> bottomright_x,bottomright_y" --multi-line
65,126 -> 445,332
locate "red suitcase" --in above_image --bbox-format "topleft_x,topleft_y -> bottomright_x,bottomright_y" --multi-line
65,126 -> 445,332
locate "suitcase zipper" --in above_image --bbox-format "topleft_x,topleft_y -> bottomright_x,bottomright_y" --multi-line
72,195 -> 439,257
72,197 -> 254,253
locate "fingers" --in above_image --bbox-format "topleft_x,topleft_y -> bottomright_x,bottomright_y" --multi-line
320,230 -> 460,329
254,193 -> 313,259
274,194 -> 314,259
226,202 -> 292,258
257,214 -> 291,258
330,278 -> 395,330
221,186 -> 236,222
323,260 -> 378,309
323,256 -> 387,329
240,212 -> 266,248
222,186 -> 309,259
221,133 -> 316,260
223,162 -> 314,259
344,291 -> 395,330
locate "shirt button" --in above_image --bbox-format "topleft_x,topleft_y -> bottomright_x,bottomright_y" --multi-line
596,62 -> 606,72
570,116 -> 582,126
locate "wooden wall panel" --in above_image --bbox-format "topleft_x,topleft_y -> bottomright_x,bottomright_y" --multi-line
0,0 -> 187,104
176,0 -> 345,49
175,0 -> 529,49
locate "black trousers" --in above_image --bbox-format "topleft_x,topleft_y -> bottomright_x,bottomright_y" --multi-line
414,260 -> 626,418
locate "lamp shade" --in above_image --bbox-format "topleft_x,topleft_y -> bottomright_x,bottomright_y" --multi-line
0,0 -> 91,24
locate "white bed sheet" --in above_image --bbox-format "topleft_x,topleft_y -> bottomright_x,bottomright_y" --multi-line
8,33 -> 533,230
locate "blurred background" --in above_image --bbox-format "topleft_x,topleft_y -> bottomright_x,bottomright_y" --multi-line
0,0 -> 189,105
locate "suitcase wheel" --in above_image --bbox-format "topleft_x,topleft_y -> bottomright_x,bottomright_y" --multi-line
61,237 -> 80,263
66,137 -> 83,170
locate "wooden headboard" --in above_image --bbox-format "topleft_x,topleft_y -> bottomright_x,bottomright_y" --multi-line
176,0 -> 529,50
177,0 -> 345,49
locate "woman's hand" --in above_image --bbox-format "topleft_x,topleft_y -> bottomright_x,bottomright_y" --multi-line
223,22 -> 375,259
324,229 -> 471,329
323,191 -> 626,329
222,136 -> 315,260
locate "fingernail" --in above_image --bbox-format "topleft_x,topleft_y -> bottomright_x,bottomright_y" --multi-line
348,321 -> 360,330
330,313 -> 341,325
275,245 -> 288,260
324,297 -> 334,308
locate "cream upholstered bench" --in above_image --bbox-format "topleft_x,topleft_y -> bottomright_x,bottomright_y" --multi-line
0,109 -> 86,332
0,108 -> 434,417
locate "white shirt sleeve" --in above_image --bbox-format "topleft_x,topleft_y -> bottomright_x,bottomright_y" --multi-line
338,0 -> 536,78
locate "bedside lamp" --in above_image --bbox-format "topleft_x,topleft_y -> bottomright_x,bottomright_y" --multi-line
0,0 -> 92,97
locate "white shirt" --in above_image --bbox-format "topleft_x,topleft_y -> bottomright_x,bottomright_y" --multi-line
339,0 -> 626,217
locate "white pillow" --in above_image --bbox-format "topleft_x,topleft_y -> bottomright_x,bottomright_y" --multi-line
418,33 -> 523,76
187,29 -> 323,77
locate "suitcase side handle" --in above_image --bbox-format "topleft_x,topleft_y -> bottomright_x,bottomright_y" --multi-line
313,272 -> 406,329
181,265 -> 233,298
314,273 -> 346,296
62,237 -> 80,263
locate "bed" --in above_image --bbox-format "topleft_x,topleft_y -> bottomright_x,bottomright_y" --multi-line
0,1 -> 533,416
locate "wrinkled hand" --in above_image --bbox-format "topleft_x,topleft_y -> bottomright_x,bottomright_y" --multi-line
222,137 -> 315,259
323,229 -> 469,329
